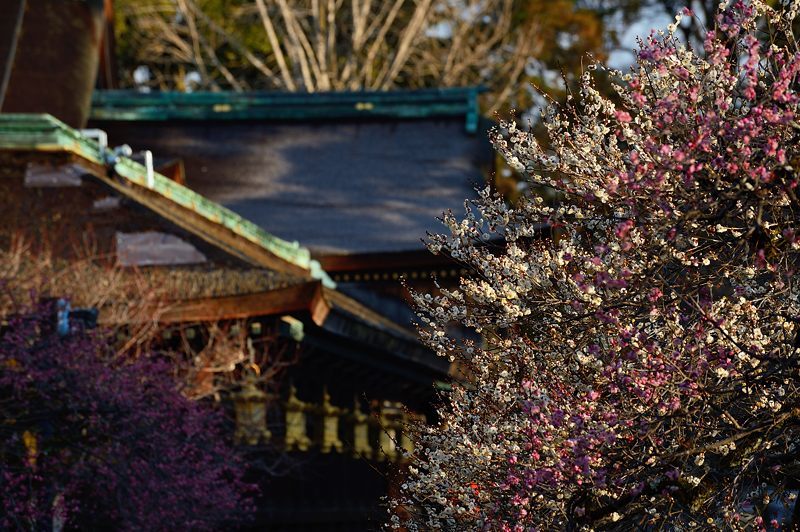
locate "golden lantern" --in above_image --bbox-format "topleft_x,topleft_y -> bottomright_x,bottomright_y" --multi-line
233,369 -> 271,446
318,387 -> 344,454
377,401 -> 403,462
284,384 -> 312,451
351,398 -> 372,459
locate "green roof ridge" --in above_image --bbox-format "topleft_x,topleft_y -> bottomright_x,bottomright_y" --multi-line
0,113 -> 334,287
91,87 -> 485,133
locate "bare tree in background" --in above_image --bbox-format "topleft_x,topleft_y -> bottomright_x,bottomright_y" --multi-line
115,0 -> 608,113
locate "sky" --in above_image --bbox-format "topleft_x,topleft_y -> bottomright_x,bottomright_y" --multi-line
608,5 -> 676,69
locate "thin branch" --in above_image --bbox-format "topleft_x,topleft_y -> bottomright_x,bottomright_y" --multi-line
255,0 -> 296,90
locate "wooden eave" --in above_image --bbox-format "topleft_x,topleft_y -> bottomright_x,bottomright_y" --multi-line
317,232 -> 554,283
118,280 -> 448,378
317,248 -> 454,272
146,281 -> 331,327
316,248 -> 470,283
136,280 -> 413,340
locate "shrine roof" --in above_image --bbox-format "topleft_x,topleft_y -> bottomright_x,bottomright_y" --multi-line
0,113 -> 333,285
88,89 -> 494,257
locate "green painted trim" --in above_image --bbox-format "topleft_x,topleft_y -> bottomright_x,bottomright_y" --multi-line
91,87 -> 486,133
0,113 -> 103,156
434,380 -> 452,391
279,315 -> 305,342
465,90 -> 479,134
0,113 -> 335,287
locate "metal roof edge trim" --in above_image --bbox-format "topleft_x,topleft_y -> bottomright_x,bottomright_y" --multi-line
90,87 -> 486,131
0,113 -> 335,287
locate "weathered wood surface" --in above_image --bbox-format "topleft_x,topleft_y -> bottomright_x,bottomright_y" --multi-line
149,281 -> 329,325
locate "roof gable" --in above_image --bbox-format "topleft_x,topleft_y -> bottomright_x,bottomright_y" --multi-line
0,113 -> 333,285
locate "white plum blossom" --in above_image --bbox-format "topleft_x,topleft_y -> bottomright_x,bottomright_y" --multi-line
392,2 -> 800,530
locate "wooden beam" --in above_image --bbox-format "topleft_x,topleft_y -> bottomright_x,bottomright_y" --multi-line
316,248 -> 456,273
104,281 -> 330,325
